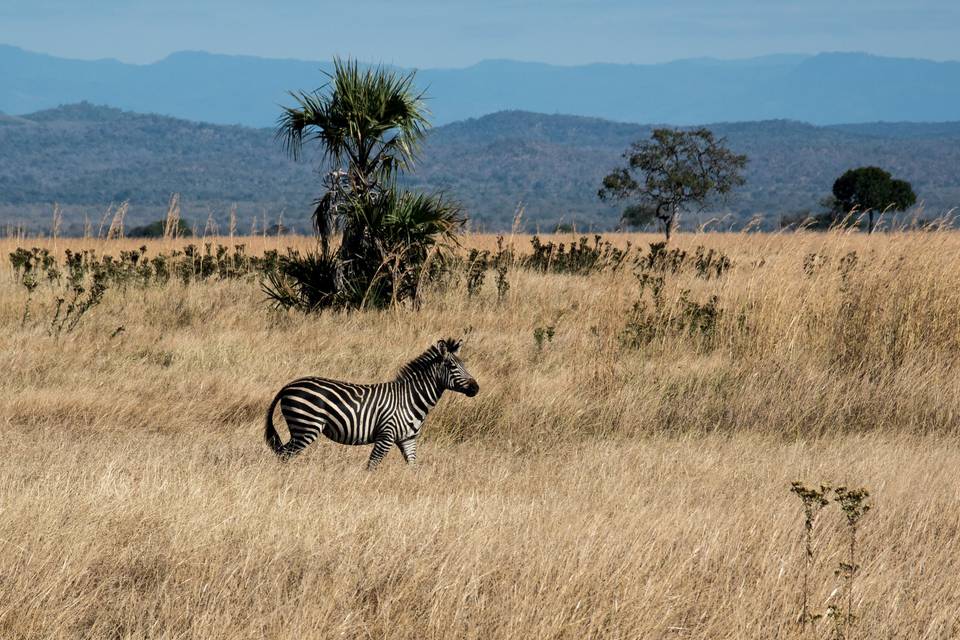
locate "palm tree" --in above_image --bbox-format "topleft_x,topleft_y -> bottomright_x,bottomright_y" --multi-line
276,58 -> 430,252
268,58 -> 464,311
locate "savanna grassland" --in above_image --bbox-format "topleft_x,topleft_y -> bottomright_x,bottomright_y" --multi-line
1,231 -> 959,639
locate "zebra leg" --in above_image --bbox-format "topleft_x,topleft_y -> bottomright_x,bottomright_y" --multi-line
278,416 -> 323,460
397,437 -> 418,465
278,433 -> 318,460
366,430 -> 397,471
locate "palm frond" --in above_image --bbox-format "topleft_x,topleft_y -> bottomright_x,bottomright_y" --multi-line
261,251 -> 340,312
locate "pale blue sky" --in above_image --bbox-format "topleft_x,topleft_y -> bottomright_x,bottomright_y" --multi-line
1,0 -> 957,66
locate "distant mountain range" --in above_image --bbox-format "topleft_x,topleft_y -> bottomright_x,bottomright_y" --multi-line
2,104 -> 959,233
2,45 -> 960,126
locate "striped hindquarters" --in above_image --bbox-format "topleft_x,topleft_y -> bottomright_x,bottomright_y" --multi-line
277,377 -> 379,449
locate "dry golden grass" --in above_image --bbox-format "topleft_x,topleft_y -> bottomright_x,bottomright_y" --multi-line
2,231 -> 960,638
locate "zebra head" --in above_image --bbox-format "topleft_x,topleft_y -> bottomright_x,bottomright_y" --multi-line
436,338 -> 479,397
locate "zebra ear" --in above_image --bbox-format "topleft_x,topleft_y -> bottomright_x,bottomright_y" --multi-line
449,339 -> 462,353
436,340 -> 448,356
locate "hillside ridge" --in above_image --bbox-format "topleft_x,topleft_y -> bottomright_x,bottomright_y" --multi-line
2,104 -> 959,233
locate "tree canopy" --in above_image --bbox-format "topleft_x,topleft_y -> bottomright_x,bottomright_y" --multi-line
599,128 -> 747,240
831,166 -> 917,233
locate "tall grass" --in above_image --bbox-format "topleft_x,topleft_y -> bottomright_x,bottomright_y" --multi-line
1,231 -> 959,638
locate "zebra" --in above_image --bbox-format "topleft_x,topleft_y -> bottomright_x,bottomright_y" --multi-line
264,338 -> 479,469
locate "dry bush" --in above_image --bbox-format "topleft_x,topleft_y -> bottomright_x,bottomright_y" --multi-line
1,231 -> 959,638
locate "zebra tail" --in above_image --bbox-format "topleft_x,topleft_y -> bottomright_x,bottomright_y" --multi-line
264,390 -> 285,455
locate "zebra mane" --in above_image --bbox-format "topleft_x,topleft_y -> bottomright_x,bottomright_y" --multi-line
395,339 -> 460,381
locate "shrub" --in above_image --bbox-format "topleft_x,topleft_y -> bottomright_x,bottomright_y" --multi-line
524,235 -> 631,274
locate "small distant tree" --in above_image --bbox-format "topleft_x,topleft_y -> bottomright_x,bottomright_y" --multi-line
128,219 -> 193,238
599,128 -> 747,241
831,166 -> 917,233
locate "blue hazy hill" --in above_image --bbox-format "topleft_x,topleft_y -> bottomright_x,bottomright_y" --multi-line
2,45 -> 959,126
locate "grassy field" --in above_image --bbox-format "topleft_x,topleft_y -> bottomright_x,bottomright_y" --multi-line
2,231 -> 959,638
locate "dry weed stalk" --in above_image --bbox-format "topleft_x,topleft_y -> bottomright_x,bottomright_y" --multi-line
164,193 -> 182,240
204,211 -> 218,238
50,202 -> 63,248
790,482 -> 831,634
104,201 -> 129,240
229,204 -> 238,240
96,204 -> 114,239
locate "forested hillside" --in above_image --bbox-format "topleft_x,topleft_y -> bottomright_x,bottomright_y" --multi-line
2,103 -> 959,233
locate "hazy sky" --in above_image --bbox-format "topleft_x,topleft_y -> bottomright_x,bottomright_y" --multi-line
1,0 -> 957,66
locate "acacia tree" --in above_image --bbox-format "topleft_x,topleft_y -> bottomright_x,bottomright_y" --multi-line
599,128 -> 747,241
270,58 -> 464,310
831,166 -> 917,233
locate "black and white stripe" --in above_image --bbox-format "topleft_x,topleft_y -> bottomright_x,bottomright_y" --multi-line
264,338 -> 479,469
